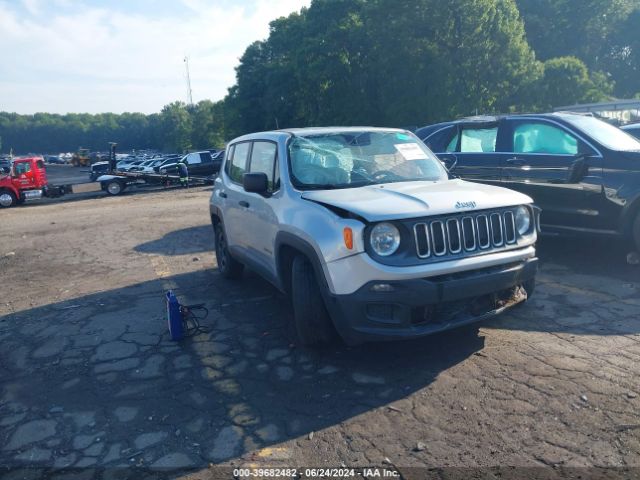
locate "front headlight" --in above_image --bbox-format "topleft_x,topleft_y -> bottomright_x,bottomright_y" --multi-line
515,206 -> 531,235
370,222 -> 401,256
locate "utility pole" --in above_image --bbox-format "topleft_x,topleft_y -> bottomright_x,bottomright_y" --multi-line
184,56 -> 194,106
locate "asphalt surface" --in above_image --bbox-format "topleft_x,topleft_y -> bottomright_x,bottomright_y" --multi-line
0,182 -> 639,479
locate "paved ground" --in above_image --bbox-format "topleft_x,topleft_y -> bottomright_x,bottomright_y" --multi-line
1,185 -> 639,478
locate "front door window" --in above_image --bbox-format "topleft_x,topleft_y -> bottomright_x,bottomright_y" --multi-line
512,123 -> 578,155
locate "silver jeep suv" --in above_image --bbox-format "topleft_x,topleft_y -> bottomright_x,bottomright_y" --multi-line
210,127 -> 539,345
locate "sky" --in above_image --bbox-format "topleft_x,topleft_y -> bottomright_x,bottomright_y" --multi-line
0,0 -> 310,114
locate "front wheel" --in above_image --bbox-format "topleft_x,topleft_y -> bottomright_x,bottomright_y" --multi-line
0,190 -> 17,208
214,223 -> 243,279
290,255 -> 333,346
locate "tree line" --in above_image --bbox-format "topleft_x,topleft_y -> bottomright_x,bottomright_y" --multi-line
0,100 -> 224,154
1,0 -> 638,154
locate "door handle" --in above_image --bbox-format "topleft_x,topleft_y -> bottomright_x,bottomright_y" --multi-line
219,191 -> 227,198
506,157 -> 526,165
239,200 -> 250,208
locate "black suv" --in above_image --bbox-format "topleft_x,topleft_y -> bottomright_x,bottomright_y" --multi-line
416,112 -> 640,251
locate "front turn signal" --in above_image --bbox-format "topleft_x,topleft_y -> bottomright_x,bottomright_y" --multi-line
343,227 -> 353,250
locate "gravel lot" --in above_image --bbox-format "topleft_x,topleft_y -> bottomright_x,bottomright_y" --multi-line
1,179 -> 639,478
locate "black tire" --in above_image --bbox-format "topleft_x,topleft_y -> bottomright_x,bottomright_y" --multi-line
105,179 -> 125,196
214,223 -> 243,279
290,255 -> 333,346
0,190 -> 16,208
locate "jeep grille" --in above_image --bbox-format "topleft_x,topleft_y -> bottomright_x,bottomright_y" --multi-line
413,209 -> 518,259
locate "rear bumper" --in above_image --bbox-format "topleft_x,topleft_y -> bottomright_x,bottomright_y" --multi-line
324,257 -> 538,344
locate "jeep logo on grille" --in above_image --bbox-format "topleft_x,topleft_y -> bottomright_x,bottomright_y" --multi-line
455,201 -> 477,209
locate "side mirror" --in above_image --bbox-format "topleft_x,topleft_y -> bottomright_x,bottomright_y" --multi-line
243,172 -> 269,194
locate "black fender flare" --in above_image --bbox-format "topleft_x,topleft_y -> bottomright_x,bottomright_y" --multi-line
274,231 -> 331,295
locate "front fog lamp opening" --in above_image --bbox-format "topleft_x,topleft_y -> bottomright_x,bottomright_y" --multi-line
370,283 -> 395,293
515,206 -> 531,235
370,222 -> 401,257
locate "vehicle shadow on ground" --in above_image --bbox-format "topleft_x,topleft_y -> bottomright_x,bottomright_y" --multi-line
0,266 -> 485,471
483,235 -> 639,335
536,235 -> 638,281
134,226 -> 214,256
2,232 -> 638,471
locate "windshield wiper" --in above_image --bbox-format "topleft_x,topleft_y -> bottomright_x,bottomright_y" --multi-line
298,184 -> 340,190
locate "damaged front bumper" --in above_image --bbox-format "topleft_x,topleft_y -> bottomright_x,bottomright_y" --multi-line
324,257 -> 538,344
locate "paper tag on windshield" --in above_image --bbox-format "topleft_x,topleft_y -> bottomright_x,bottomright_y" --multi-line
395,143 -> 428,160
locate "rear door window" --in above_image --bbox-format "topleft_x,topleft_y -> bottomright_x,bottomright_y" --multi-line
199,152 -> 212,163
512,122 -> 578,155
460,127 -> 498,153
228,142 -> 251,184
248,141 -> 278,191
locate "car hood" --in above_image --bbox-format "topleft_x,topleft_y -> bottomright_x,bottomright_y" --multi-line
301,179 -> 533,222
621,150 -> 640,162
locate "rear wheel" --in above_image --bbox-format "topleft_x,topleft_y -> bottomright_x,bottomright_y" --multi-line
214,223 -> 243,279
0,190 -> 16,208
105,179 -> 125,196
290,255 -> 333,346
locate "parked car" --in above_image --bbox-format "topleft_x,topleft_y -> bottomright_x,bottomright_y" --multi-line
621,123 -> 640,140
136,159 -> 165,173
153,155 -> 182,173
159,151 -> 219,177
128,159 -> 161,173
119,160 -> 145,172
210,127 -> 539,345
44,155 -> 65,164
0,159 -> 11,174
416,113 -> 640,252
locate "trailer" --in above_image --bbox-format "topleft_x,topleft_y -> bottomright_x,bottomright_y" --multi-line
96,170 -> 214,196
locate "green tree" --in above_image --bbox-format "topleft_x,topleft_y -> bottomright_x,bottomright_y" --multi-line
604,8 -> 640,97
529,56 -> 613,110
159,102 -> 193,152
190,100 -> 226,149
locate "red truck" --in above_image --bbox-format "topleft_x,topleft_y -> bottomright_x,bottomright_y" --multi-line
0,157 -> 53,208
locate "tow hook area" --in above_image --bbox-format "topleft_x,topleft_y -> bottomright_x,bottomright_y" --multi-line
469,284 -> 528,316
414,284 -> 529,326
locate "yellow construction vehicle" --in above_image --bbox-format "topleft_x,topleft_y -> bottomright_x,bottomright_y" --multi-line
71,148 -> 90,167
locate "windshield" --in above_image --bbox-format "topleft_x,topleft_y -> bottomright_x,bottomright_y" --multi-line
288,130 -> 448,190
562,115 -> 640,151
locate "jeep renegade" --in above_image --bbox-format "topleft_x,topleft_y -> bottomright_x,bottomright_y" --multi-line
210,127 -> 539,345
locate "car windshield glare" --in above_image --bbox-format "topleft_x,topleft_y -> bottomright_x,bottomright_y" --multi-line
563,115 -> 640,152
288,130 -> 447,189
